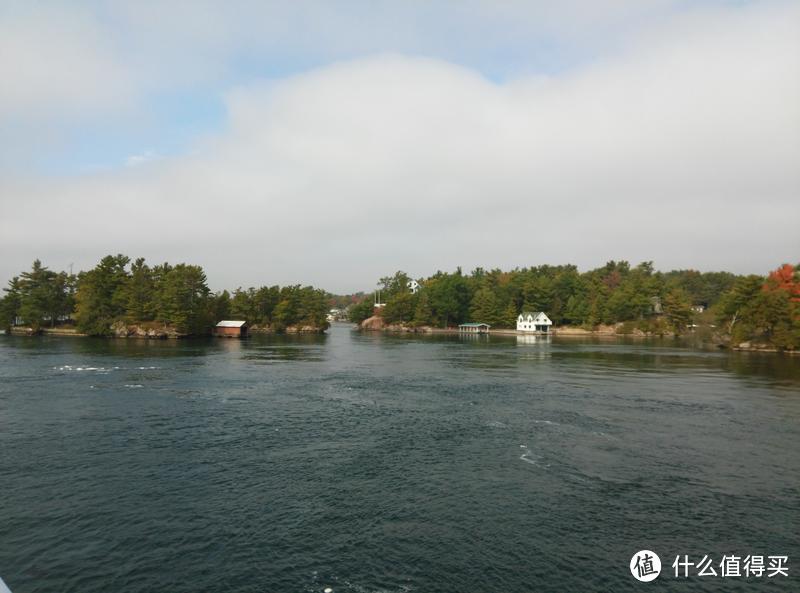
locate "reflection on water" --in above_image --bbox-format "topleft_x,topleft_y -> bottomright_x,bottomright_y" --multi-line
0,325 -> 798,593
516,334 -> 551,345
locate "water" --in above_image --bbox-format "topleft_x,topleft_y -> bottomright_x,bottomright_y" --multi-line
1,325 -> 798,593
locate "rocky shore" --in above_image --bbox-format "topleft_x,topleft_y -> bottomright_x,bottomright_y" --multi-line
356,316 -> 796,353
249,324 -> 327,334
6,321 -> 328,338
358,316 -> 662,337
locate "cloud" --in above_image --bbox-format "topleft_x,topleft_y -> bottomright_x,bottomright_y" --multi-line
0,1 -> 798,293
0,0 -> 746,128
125,150 -> 160,168
0,5 -> 136,122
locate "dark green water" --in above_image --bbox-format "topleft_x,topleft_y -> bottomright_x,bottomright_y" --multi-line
1,325 -> 798,593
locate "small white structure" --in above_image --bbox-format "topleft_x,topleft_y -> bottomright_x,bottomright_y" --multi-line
517,312 -> 552,333
407,280 -> 420,294
458,322 -> 490,334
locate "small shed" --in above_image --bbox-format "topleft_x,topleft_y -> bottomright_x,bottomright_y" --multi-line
458,322 -> 491,334
214,320 -> 248,337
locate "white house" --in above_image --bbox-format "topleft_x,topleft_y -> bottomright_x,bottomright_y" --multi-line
517,312 -> 553,333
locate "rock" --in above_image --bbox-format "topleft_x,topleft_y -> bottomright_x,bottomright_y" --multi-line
285,324 -> 325,333
360,316 -> 385,330
110,321 -> 130,338
738,341 -> 751,350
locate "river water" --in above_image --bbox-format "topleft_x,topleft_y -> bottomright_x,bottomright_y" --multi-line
1,325 -> 798,592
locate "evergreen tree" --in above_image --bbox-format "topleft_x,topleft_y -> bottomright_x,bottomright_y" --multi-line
124,258 -> 155,322
74,255 -> 131,335
383,290 -> 416,323
470,286 -> 501,325
0,277 -> 22,328
663,288 -> 693,333
349,298 -> 376,324
18,260 -> 58,329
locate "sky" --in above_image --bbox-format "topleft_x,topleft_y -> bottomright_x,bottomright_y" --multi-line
0,0 -> 798,294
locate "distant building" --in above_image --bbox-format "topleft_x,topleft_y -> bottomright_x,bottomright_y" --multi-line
458,322 -> 490,334
214,320 -> 248,337
650,296 -> 663,315
517,312 -> 552,333
691,304 -> 706,313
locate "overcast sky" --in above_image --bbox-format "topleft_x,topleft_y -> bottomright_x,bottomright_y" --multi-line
1,0 -> 798,293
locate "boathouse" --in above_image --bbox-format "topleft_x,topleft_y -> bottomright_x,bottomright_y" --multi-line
214,320 -> 248,337
516,312 -> 552,333
458,322 -> 491,334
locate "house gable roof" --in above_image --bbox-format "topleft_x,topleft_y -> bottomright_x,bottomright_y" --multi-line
519,312 -> 552,322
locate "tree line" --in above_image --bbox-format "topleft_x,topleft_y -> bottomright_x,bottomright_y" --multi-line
0,255 -> 330,336
348,261 -> 800,349
715,264 -> 800,350
3,257 -> 797,348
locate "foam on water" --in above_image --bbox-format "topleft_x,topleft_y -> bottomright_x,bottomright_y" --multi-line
55,364 -> 119,373
519,444 -> 547,467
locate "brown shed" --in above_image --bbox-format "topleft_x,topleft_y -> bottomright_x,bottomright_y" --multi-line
214,320 -> 248,337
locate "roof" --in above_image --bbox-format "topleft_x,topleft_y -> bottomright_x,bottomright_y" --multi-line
519,311 -> 547,317
459,322 -> 491,327
215,320 -> 247,328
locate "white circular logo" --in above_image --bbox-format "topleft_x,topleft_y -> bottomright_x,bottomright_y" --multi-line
630,550 -> 661,582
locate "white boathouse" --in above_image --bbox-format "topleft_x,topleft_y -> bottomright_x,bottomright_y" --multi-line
517,312 -> 552,333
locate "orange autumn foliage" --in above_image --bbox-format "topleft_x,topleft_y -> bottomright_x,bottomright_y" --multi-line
764,263 -> 800,302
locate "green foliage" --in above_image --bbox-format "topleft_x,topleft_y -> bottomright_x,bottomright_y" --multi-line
212,290 -> 231,322
269,285 -> 329,330
426,270 -> 471,328
0,277 -> 23,329
378,271 -> 412,298
715,275 -> 764,339
712,265 -> 800,350
361,261 -> 798,350
0,261 -> 75,330
155,264 -> 212,334
7,260 -> 75,330
4,256 -> 796,349
224,284 -> 329,331
74,255 -> 132,335
48,255 -> 333,336
383,291 -> 417,324
663,288 -> 693,333
348,298 -> 375,325
470,286 -> 502,326
124,258 -> 155,322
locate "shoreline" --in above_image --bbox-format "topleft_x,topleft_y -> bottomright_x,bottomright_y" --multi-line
3,325 -> 796,354
355,322 -> 798,354
5,325 -> 327,339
